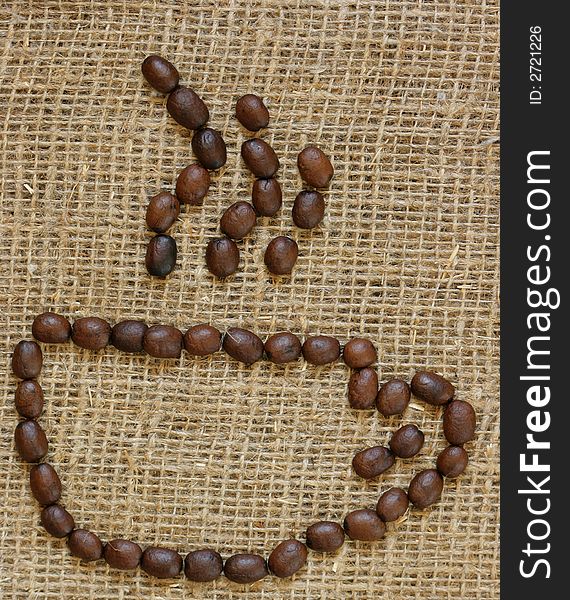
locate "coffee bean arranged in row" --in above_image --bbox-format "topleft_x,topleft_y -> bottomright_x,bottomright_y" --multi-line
264,332 -> 302,364
146,191 -> 180,233
30,463 -> 62,505
407,469 -> 444,509
348,368 -> 378,410
141,55 -> 179,94
142,547 -> 183,579
306,521 -> 345,553
343,337 -> 377,369
184,549 -> 224,582
389,424 -> 424,458
268,539 -> 307,578
146,234 -> 178,277
352,446 -> 395,480
68,529 -> 104,562
376,379 -> 410,416
297,146 -> 334,189
192,127 -> 227,170
167,87 -> 209,131
376,487 -> 409,522
15,380 -> 44,418
241,139 -> 279,178
436,446 -> 469,478
344,509 -> 386,541
224,553 -> 268,584
32,312 -> 72,343
443,400 -> 476,445
235,94 -> 270,132
12,341 -> 42,380
176,164 -> 210,205
411,371 -> 455,405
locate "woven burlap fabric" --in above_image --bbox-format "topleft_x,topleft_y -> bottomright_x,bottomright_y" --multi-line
0,1 -> 499,598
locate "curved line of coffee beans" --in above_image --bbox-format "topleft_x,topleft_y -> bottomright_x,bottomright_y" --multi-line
12,312 -> 476,584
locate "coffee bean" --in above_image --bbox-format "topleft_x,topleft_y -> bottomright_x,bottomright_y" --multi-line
264,236 -> 298,275
407,469 -> 444,509
389,424 -> 425,458
15,380 -> 44,419
241,139 -> 279,178
302,335 -> 340,365
443,400 -> 476,445
146,234 -> 177,277
141,55 -> 179,94
252,178 -> 282,217
12,340 -> 42,380
146,191 -> 180,233
141,546 -> 183,578
110,320 -> 148,353
68,529 -> 103,561
184,324 -> 221,356
143,325 -> 183,358
376,379 -> 410,416
223,327 -> 264,365
437,446 -> 469,478
264,332 -> 302,364
166,86 -> 209,130
306,521 -> 344,553
220,201 -> 257,240
72,317 -> 111,350
376,487 -> 409,522
235,94 -> 270,131
352,446 -> 395,480
205,237 -> 240,278
192,128 -> 227,170
184,549 -> 223,582
175,164 -> 210,205
411,371 -> 455,405
104,539 -> 142,570
224,553 -> 268,584
343,509 -> 386,541
297,146 -> 334,188
32,312 -> 71,343
343,338 -> 377,369
348,368 -> 378,410
292,191 -> 325,229
268,539 -> 307,578
30,463 -> 62,505
14,420 -> 48,463
40,504 -> 75,538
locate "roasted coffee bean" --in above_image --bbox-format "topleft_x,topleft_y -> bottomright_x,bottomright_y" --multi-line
343,509 -> 386,541
68,529 -> 104,561
407,469 -> 444,509
437,446 -> 469,478
141,55 -> 179,94
146,234 -> 177,277
166,86 -> 209,130
205,237 -> 240,278
220,201 -> 257,240
184,324 -> 221,356
12,340 -> 42,380
352,446 -> 395,480
104,539 -> 142,570
143,325 -> 183,358
348,368 -> 378,410
235,94 -> 270,131
302,335 -> 340,365
40,504 -> 75,538
32,312 -> 71,343
297,146 -> 334,188
141,546 -> 183,578
389,424 -> 425,458
264,332 -> 302,364
110,320 -> 148,353
192,128 -> 227,170
268,539 -> 307,578
146,191 -> 180,233
443,400 -> 476,445
292,191 -> 325,229
376,487 -> 409,522
15,380 -> 44,419
376,379 -> 411,416
223,327 -> 264,365
71,317 -> 111,350
343,338 -> 377,369
264,236 -> 298,275
14,420 -> 48,463
241,139 -> 279,178
184,549 -> 223,582
30,463 -> 62,505
411,371 -> 455,405
224,553 -> 268,584
175,164 -> 210,205
306,521 -> 344,553
252,178 -> 282,217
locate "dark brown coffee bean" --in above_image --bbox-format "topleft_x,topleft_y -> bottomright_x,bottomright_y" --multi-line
15,380 -> 44,419
141,55 -> 179,94
110,320 -> 148,353
437,446 -> 469,478
389,424 -> 425,458
268,539 -> 307,578
264,332 -> 302,364
72,317 -> 111,351
343,509 -> 386,541
376,379 -> 410,416
264,236 -> 298,275
146,191 -> 180,233
235,94 -> 270,131
292,190 -> 325,229
297,146 -> 334,188
146,234 -> 177,277
443,400 -> 476,445
223,327 -> 264,365
175,164 -> 210,205
32,312 -> 71,343
12,340 -> 42,380
184,324 -> 221,356
306,521 -> 344,553
205,237 -> 240,278
184,549 -> 223,582
40,504 -> 75,538
352,446 -> 395,480
348,368 -> 378,410
30,463 -> 62,505
192,128 -> 227,170
302,335 -> 340,365
220,201 -> 257,240
252,178 -> 282,217
14,420 -> 48,463
224,553 -> 268,584
411,371 -> 455,406
143,325 -> 183,358
343,338 -> 377,369
104,539 -> 142,570
408,469 -> 444,509
166,86 -> 209,130
241,139 -> 279,178
376,487 -> 409,522
141,546 -> 183,578
68,529 -> 104,561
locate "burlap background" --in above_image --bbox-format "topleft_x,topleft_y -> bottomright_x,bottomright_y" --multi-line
0,1 -> 499,598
